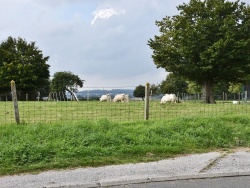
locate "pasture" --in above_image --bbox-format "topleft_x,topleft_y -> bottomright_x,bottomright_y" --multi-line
1,100 -> 250,124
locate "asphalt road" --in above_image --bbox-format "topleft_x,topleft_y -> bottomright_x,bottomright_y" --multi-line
110,175 -> 250,188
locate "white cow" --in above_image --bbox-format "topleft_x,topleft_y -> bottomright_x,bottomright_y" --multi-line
113,94 -> 129,102
42,97 -> 49,101
99,94 -> 111,102
160,94 -> 177,103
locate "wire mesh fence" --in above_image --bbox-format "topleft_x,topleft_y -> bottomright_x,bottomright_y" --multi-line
0,88 -> 250,125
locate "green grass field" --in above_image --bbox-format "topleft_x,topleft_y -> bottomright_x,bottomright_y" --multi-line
0,115 -> 250,175
0,100 -> 250,176
0,100 -> 249,124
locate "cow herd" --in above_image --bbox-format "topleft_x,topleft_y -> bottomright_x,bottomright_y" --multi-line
100,93 -> 182,103
99,94 -> 130,102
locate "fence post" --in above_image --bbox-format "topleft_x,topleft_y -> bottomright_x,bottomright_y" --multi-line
245,91 -> 247,103
11,80 -> 20,124
144,82 -> 150,120
238,92 -> 241,104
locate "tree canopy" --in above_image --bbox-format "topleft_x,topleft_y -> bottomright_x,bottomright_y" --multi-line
228,82 -> 242,94
186,81 -> 202,94
0,36 -> 50,92
50,71 -> 84,100
133,85 -> 145,100
150,84 -> 161,96
148,0 -> 250,103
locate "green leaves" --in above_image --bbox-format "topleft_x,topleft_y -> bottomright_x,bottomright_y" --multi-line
160,73 -> 188,94
50,71 -> 84,93
0,36 -> 50,91
133,85 -> 145,99
148,0 -> 250,84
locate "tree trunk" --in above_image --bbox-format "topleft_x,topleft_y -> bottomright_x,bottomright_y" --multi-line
66,88 -> 79,101
202,81 -> 216,104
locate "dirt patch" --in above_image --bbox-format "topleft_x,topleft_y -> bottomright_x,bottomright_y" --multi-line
228,147 -> 250,152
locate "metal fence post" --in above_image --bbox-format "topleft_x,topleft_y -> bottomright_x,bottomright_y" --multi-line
145,82 -> 150,120
11,80 -> 20,124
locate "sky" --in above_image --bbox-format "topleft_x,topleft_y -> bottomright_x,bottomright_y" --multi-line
0,0 -> 249,90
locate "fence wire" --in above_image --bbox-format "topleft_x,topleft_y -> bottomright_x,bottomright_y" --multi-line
0,90 -> 250,125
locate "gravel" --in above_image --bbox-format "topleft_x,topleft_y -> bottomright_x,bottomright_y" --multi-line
0,150 -> 249,188
204,151 -> 250,173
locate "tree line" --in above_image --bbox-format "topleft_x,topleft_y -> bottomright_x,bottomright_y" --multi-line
134,72 -> 246,101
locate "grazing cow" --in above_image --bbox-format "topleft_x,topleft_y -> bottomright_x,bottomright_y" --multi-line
113,94 -> 129,102
99,94 -> 111,102
42,97 -> 49,101
160,94 -> 177,103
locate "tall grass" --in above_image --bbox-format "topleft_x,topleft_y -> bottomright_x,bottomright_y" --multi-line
0,115 -> 250,175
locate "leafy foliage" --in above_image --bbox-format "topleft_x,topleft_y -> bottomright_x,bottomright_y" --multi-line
186,81 -> 202,94
133,85 -> 145,100
228,82 -> 242,94
50,71 -> 84,93
213,81 -> 230,94
148,0 -> 250,103
160,73 -> 187,94
0,36 -> 50,91
150,84 -> 161,96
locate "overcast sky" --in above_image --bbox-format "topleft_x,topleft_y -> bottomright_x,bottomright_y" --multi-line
1,0 -> 249,90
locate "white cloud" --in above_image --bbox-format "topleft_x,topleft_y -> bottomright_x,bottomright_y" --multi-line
91,8 -> 126,25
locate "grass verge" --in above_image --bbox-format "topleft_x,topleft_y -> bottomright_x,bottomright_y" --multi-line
0,115 -> 250,175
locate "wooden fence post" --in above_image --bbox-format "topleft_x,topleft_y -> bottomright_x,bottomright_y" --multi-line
11,80 -> 20,124
245,91 -> 247,103
144,82 -> 150,120
238,92 -> 241,104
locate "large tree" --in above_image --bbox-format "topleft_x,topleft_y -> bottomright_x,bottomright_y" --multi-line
148,0 -> 250,103
133,85 -> 145,100
0,36 -> 50,93
50,71 -> 84,101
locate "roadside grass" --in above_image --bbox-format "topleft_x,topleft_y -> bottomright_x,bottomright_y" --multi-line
0,115 -> 250,176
